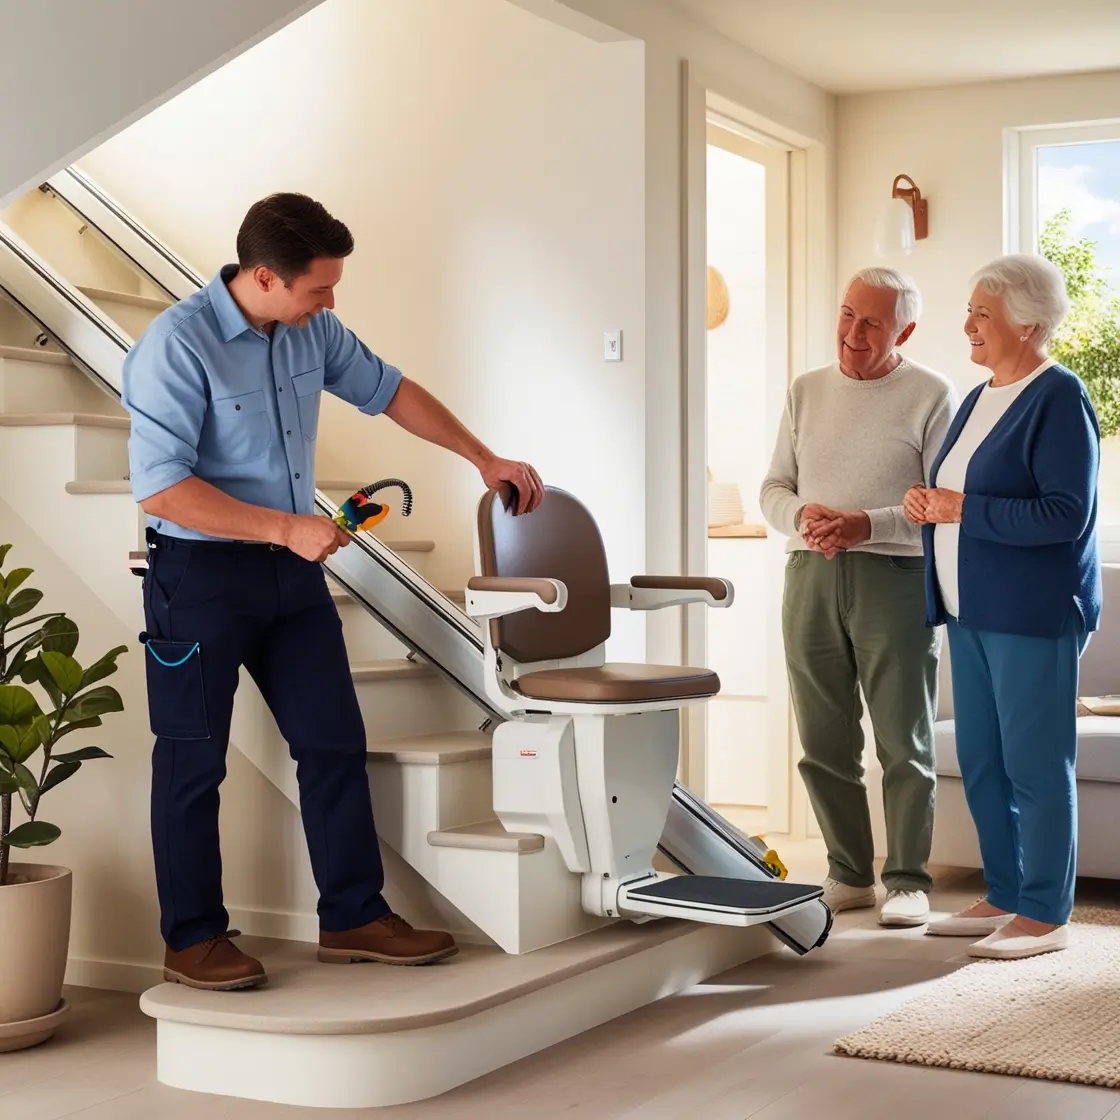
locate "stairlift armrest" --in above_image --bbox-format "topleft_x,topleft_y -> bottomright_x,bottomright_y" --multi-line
466,577 -> 568,620
611,576 -> 734,611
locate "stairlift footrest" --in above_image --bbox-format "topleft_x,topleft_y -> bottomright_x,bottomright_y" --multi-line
620,875 -> 823,927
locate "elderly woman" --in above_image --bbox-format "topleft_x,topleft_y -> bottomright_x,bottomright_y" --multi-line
904,253 -> 1100,960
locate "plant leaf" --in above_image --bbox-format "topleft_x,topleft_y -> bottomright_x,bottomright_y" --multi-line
3,821 -> 61,848
39,760 -> 80,796
0,568 -> 33,605
79,646 -> 128,689
5,721 -> 44,765
0,544 -> 12,568
66,685 -> 124,721
40,616 -> 79,657
4,611 -> 66,636
0,771 -> 19,796
13,761 -> 38,814
0,684 -> 42,726
55,716 -> 102,741
40,651 -> 83,697
0,725 -> 18,757
7,588 -> 44,620
53,746 -> 112,763
20,657 -> 63,709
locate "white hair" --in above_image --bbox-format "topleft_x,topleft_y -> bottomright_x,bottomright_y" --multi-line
847,267 -> 922,331
969,254 -> 1070,346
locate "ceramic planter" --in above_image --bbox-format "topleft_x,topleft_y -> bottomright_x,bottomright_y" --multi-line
0,863 -> 72,1052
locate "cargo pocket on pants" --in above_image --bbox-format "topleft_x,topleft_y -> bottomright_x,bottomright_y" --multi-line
140,633 -> 210,740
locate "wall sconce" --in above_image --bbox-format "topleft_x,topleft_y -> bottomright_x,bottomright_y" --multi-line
875,174 -> 928,257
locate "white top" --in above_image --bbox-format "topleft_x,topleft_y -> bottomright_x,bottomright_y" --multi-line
759,357 -> 956,556
934,361 -> 1052,617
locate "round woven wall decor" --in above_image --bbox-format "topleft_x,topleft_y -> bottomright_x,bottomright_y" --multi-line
707,266 -> 729,330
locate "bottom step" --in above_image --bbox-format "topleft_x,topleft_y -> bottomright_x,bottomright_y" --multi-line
622,875 -> 823,927
140,919 -> 771,1108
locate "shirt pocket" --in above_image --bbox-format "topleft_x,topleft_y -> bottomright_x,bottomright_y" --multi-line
211,389 -> 271,463
292,366 -> 325,442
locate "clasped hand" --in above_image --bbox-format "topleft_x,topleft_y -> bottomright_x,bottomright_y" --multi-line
799,504 -> 871,559
903,486 -> 965,525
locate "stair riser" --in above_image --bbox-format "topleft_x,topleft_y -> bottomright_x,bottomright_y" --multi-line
84,296 -> 163,340
335,601 -> 411,661
368,756 -> 495,842
355,676 -> 483,742
0,358 -> 120,415
74,425 -> 130,481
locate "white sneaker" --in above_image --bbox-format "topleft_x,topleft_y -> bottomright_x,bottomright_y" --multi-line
821,877 -> 876,914
879,890 -> 930,928
966,923 -> 1070,960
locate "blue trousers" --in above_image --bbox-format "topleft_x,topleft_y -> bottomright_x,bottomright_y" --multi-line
142,532 -> 390,951
945,616 -> 1084,926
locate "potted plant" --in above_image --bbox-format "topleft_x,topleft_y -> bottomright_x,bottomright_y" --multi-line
0,543 -> 125,1052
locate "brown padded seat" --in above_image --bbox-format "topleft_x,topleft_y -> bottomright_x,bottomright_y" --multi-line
513,664 -> 721,704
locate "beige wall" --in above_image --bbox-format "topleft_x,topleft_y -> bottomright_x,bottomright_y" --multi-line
837,70 -> 1120,394
80,0 -> 650,659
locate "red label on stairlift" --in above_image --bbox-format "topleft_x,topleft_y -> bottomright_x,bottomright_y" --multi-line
519,750 -> 538,758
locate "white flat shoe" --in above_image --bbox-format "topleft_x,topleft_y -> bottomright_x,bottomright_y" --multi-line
966,924 -> 1069,960
926,913 -> 1013,937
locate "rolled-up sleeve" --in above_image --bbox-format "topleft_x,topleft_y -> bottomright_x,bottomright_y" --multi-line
321,311 -> 403,416
121,329 -> 207,503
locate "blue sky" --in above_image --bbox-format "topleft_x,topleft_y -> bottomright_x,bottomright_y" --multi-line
1038,139 -> 1120,289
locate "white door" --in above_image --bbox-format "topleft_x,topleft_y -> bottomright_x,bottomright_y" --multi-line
700,122 -> 792,835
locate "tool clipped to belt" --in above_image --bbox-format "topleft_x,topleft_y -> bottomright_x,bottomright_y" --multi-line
332,478 -> 414,534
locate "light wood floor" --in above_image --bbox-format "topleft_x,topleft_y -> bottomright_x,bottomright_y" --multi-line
4,845 -> 1120,1119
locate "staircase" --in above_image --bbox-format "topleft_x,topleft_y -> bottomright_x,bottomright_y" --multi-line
0,175 -> 775,1108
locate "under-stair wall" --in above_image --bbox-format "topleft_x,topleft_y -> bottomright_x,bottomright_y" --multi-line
0,0 -> 326,207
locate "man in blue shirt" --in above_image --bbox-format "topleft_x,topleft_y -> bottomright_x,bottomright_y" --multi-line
124,193 -> 544,990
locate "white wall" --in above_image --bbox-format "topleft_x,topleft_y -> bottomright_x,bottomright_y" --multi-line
79,0 -> 648,658
0,0 -> 324,207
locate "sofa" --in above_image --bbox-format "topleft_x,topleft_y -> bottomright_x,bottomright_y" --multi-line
929,564 -> 1120,880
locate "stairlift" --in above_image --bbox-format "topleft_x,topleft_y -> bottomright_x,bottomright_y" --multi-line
466,486 -> 824,931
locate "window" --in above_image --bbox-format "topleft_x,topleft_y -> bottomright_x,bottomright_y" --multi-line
1013,122 -> 1120,529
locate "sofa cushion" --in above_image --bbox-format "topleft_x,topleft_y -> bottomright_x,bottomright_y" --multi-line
935,717 -> 1120,784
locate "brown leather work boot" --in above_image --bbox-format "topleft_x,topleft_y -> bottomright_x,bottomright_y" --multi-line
318,914 -> 458,966
163,930 -> 268,990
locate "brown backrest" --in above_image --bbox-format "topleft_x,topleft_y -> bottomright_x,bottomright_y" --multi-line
476,485 -> 611,663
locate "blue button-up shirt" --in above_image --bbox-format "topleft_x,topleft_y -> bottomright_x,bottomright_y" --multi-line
122,265 -> 402,541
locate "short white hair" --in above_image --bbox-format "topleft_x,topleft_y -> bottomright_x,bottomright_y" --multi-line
969,254 -> 1070,346
847,267 -> 922,331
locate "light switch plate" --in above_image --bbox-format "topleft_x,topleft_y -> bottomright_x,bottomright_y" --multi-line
604,330 -> 622,361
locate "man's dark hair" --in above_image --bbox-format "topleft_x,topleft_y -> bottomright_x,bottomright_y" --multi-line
236,192 -> 354,284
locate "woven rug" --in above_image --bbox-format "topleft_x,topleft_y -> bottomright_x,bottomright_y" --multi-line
834,907 -> 1120,1086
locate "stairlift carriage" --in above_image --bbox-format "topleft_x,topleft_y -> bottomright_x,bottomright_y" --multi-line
465,486 -> 826,933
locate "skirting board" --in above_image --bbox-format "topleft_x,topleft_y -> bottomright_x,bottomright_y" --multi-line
154,922 -> 771,1109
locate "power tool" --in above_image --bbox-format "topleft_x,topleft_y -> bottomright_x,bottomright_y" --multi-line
332,478 -> 414,534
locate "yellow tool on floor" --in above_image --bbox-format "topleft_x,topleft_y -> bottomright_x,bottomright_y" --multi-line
749,837 -> 788,880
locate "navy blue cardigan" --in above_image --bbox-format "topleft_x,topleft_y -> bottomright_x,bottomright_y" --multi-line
924,364 -> 1101,638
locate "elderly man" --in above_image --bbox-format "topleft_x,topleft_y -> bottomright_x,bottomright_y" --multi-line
760,267 -> 956,927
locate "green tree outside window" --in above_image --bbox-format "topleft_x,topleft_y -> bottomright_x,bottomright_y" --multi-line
1040,209 -> 1120,439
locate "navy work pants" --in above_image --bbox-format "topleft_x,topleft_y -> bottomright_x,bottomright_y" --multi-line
142,532 -> 389,951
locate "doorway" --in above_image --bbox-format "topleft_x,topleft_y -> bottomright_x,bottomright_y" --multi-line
700,121 -> 792,837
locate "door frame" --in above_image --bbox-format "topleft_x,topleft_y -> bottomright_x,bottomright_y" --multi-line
679,61 -> 832,835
